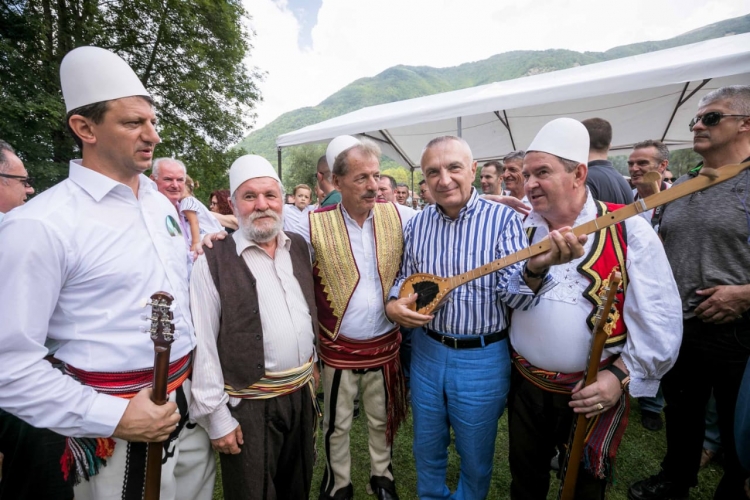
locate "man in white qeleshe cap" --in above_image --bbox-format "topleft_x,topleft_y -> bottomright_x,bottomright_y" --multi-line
506,117 -> 682,499
189,154 -> 320,499
0,46 -> 214,499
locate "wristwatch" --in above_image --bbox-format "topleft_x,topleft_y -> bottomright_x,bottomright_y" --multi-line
605,365 -> 630,393
523,262 -> 549,280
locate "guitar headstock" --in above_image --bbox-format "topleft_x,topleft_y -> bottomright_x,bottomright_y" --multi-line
144,292 -> 176,348
593,269 -> 622,335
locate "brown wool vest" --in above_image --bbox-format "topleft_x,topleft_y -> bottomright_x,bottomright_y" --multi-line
203,232 -> 318,389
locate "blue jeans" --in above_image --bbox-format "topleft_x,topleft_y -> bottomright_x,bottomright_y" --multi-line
639,385 -> 665,414
411,329 -> 511,500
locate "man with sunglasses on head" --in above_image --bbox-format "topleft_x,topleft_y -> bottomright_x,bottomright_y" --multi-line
629,85 -> 750,500
0,140 -> 34,223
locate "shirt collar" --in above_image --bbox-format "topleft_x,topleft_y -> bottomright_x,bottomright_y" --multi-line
68,159 -> 155,202
340,203 -> 374,225
232,227 -> 291,256
434,188 -> 480,221
523,190 -> 596,231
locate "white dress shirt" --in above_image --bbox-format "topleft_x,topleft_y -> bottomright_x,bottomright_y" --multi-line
189,230 -> 316,439
510,193 -> 683,398
283,203 -> 314,236
0,161 -> 196,437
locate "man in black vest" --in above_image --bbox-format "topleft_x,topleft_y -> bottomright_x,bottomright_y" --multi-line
189,154 -> 319,500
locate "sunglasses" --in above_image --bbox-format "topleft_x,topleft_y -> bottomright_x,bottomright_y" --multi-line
0,173 -> 33,187
689,112 -> 750,132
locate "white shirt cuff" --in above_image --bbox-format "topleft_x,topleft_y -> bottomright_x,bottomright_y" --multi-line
88,394 -> 130,438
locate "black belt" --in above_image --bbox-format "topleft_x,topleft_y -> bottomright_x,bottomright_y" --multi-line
425,328 -> 508,349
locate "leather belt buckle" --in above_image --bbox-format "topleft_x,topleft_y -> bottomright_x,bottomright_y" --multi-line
441,335 -> 458,349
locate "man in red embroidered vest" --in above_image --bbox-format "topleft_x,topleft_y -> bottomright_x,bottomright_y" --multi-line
190,155 -> 319,499
508,118 -> 683,499
310,136 -> 415,500
0,47 -> 214,500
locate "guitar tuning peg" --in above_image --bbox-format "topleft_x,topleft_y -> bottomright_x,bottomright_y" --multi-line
610,307 -> 616,313
169,303 -> 176,312
606,317 -> 613,323
139,298 -> 150,308
613,298 -> 620,304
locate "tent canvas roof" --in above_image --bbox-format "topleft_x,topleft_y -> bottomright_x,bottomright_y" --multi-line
277,33 -> 750,168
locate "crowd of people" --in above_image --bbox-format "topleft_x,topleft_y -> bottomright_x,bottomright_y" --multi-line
0,45 -> 749,500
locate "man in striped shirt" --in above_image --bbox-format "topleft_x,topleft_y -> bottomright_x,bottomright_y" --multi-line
386,135 -> 587,500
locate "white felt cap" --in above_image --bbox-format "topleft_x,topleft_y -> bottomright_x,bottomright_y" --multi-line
229,155 -> 280,195
527,118 -> 590,165
60,46 -> 150,112
326,135 -> 361,171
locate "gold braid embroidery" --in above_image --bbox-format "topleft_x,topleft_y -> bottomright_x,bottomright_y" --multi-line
310,207 -> 359,337
373,204 -> 403,301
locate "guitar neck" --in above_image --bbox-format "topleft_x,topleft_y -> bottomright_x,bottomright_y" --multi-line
448,161 -> 749,288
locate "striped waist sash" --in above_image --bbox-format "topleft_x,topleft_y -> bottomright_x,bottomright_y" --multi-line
225,358 -> 315,399
511,351 -> 630,481
64,352 -> 193,399
60,353 -> 193,485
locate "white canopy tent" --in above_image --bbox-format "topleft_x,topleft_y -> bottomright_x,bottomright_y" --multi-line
276,33 -> 750,169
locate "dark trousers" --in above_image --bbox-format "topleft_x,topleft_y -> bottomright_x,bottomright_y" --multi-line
508,371 -> 607,500
661,317 -> 750,499
220,386 -> 316,500
0,409 -> 74,500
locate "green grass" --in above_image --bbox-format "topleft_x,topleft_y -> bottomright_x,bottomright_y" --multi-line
212,397 -> 723,499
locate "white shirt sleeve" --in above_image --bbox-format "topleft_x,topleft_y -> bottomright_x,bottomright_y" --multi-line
188,255 -> 240,440
619,216 -> 683,397
0,218 -> 128,437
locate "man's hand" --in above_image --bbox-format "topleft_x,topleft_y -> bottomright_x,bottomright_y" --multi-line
527,228 -> 587,274
211,425 -> 243,455
385,294 -> 434,328
569,369 -> 622,418
695,285 -> 750,324
201,231 -> 228,250
112,388 -> 180,442
313,363 -> 320,391
482,194 -> 531,216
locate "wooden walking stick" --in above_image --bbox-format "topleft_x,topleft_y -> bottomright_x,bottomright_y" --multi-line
556,269 -> 622,500
143,292 -> 176,500
399,161 -> 750,314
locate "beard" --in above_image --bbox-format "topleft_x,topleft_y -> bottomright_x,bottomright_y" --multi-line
239,209 -> 283,243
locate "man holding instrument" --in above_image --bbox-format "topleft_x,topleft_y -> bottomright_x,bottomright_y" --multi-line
0,47 -> 214,499
189,155 -> 319,499
507,118 -> 682,500
630,85 -> 750,500
385,135 -> 587,500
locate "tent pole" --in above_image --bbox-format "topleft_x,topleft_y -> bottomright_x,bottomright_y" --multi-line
661,79 -> 711,142
494,110 -> 516,150
277,146 -> 282,181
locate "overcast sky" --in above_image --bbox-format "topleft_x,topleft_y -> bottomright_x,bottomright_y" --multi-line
243,0 -> 748,131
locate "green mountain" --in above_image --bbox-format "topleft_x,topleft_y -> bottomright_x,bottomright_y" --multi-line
237,14 -> 750,164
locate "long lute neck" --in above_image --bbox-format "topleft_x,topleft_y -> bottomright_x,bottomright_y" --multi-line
446,161 -> 749,289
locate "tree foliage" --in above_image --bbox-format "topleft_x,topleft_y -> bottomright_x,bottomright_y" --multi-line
0,0 -> 261,200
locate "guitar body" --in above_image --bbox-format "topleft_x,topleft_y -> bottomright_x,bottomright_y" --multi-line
399,273 -> 453,314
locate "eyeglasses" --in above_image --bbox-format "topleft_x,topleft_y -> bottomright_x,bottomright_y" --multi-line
689,112 -> 750,131
0,173 -> 33,187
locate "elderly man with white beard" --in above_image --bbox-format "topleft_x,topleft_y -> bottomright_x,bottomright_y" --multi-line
189,155 -> 320,500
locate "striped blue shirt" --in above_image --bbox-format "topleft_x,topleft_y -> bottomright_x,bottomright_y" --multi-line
389,189 -> 555,335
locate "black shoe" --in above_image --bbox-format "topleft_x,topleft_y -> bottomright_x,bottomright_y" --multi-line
628,472 -> 689,500
641,410 -> 664,431
369,476 -> 399,500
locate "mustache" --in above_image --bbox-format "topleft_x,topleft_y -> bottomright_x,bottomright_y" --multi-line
248,209 -> 280,222
362,190 -> 377,198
